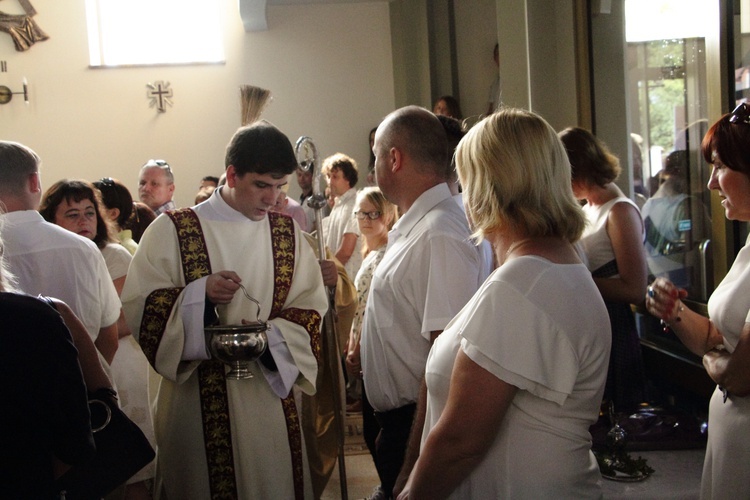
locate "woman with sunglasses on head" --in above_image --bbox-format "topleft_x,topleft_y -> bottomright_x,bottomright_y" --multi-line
646,104 -> 750,498
345,187 -> 398,489
40,179 -> 155,499
93,177 -> 138,255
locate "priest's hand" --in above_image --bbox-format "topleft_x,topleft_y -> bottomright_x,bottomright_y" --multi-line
206,271 -> 242,304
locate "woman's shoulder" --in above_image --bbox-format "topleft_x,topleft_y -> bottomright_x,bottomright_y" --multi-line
102,242 -> 133,261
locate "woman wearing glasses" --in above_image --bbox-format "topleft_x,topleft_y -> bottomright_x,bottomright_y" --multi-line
646,104 -> 750,498
40,180 -> 156,499
345,187 -> 398,487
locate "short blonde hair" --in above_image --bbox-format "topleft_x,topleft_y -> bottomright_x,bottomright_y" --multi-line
355,186 -> 399,255
456,108 -> 585,243
355,186 -> 399,230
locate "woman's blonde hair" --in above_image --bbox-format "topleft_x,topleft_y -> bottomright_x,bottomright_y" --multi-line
456,108 -> 585,243
355,186 -> 399,256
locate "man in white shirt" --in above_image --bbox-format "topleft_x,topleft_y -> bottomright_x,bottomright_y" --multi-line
322,153 -> 362,279
0,141 -> 121,365
361,106 -> 488,499
138,159 -> 176,215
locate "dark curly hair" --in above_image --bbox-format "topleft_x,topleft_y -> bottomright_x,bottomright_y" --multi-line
39,179 -> 115,249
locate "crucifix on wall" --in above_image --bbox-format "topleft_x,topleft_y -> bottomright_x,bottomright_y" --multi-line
147,80 -> 173,113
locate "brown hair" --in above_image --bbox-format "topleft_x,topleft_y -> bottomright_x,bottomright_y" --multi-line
559,127 -> 621,187
701,109 -> 750,178
322,153 -> 359,188
39,179 -> 115,249
122,202 -> 157,243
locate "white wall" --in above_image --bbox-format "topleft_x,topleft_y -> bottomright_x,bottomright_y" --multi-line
0,1 -> 395,207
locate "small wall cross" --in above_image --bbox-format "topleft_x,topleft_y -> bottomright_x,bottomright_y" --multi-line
147,81 -> 173,113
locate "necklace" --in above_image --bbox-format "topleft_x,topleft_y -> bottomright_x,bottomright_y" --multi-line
504,238 -> 531,262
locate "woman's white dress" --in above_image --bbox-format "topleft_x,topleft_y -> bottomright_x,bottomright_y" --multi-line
580,196 -> 647,409
702,233 -> 750,498
422,255 -> 611,498
101,242 -> 156,483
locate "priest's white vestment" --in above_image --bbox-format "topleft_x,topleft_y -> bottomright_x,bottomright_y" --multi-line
122,191 -> 327,500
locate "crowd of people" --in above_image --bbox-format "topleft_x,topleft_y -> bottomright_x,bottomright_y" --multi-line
1,100 -> 749,499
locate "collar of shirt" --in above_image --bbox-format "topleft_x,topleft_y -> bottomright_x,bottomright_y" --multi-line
203,185 -> 265,223
155,200 -> 176,215
388,183 -> 452,245
334,187 -> 358,207
0,209 -> 46,227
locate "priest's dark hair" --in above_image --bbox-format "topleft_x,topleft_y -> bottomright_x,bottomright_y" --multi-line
225,121 -> 297,177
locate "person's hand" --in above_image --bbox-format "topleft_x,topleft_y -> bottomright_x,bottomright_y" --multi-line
345,345 -> 361,378
319,259 -> 338,287
645,277 -> 687,323
206,271 -> 242,304
395,470 -> 414,500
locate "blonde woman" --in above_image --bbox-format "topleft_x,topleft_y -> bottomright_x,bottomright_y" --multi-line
345,187 -> 398,478
398,109 -> 610,499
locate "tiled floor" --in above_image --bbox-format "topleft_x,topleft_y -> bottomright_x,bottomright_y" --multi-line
321,413 -> 707,499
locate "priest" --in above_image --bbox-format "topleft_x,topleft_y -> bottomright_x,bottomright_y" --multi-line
122,121 -> 328,499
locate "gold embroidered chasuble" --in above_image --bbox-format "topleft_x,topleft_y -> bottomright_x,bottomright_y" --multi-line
122,202 -> 325,500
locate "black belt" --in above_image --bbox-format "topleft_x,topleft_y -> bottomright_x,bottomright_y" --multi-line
374,403 -> 417,427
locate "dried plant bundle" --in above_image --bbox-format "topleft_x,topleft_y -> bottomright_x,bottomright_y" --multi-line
240,85 -> 272,125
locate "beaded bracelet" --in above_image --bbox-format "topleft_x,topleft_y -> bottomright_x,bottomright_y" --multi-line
660,301 -> 685,333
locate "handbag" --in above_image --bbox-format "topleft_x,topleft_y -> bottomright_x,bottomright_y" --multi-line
56,388 -> 156,500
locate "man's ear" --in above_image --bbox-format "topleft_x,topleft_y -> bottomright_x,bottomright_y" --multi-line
391,147 -> 403,173
28,171 -> 41,194
225,165 -> 237,188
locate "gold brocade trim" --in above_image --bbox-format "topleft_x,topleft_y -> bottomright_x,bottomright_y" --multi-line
268,212 -> 305,499
139,287 -> 182,366
166,208 -> 238,500
197,360 -> 236,499
278,308 -> 322,363
167,208 -> 212,283
281,394 -> 305,500
268,212 -> 295,318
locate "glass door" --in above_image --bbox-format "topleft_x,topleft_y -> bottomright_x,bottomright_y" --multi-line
626,3 -> 715,304
621,0 -> 720,367
733,0 -> 750,245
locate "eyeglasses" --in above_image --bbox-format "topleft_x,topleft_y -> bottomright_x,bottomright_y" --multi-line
98,177 -> 115,187
729,103 -> 750,125
354,210 -> 381,220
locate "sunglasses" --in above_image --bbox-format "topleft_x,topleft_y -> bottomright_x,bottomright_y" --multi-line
144,159 -> 172,172
729,102 -> 750,124
354,210 -> 381,220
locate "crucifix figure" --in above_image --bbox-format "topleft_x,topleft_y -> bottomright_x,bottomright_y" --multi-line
147,81 -> 173,113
